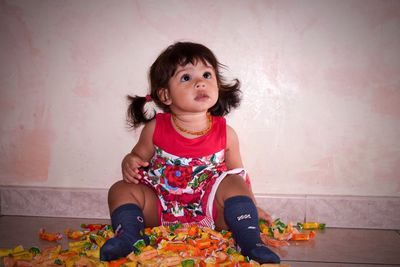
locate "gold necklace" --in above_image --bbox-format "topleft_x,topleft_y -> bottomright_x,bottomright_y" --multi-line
172,113 -> 212,136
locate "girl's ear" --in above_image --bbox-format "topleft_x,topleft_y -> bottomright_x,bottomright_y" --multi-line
157,88 -> 172,105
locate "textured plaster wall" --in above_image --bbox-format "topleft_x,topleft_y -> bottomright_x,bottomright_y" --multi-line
0,0 -> 399,196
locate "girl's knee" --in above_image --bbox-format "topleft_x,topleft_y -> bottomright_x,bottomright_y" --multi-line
219,174 -> 251,193
108,180 -> 124,192
108,180 -> 132,199
107,180 -> 148,210
215,174 -> 253,206
109,180 -> 144,195
107,180 -> 159,226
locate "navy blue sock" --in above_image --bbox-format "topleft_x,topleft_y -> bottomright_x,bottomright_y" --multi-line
224,196 -> 280,264
100,203 -> 149,261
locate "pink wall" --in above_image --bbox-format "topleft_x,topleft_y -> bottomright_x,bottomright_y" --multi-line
0,0 -> 399,196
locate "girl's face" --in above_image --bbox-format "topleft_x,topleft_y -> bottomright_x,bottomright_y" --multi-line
162,60 -> 219,114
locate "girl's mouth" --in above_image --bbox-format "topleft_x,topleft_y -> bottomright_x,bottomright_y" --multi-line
195,94 -> 210,101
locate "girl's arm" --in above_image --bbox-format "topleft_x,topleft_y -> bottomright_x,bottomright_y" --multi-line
225,125 -> 244,170
121,120 -> 156,184
225,124 -> 273,224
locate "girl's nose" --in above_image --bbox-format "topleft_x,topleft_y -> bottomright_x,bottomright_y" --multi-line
195,81 -> 206,89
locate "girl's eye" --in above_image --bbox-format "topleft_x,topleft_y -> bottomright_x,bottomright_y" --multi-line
180,74 -> 190,82
203,72 -> 212,79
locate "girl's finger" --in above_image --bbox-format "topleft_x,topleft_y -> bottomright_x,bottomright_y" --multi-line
122,166 -> 135,181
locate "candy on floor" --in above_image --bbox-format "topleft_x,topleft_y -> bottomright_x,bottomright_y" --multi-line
1,219 -> 324,267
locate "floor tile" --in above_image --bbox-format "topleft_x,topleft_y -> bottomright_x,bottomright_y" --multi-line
272,228 -> 400,265
0,215 -> 109,250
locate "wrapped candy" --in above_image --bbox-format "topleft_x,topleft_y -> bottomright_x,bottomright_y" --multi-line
1,220 -> 322,266
297,222 -> 326,230
38,228 -> 63,242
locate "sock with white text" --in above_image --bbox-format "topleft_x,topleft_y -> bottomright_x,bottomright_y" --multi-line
224,195 -> 280,263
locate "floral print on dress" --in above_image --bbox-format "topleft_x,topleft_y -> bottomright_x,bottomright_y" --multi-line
163,165 -> 193,188
140,146 -> 227,226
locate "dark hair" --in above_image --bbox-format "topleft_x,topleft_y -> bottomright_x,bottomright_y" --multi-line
127,42 -> 241,128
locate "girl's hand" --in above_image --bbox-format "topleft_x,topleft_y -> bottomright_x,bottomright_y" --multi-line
121,153 -> 149,184
257,206 -> 273,226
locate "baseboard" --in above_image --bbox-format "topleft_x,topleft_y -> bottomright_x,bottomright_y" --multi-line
256,194 -> 400,230
1,186 -> 399,229
0,186 -> 109,219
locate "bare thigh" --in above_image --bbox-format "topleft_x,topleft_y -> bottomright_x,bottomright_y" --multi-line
107,180 -> 160,227
213,174 -> 255,230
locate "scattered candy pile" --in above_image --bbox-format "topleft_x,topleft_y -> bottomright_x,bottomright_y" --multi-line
260,220 -> 326,248
0,220 -> 325,267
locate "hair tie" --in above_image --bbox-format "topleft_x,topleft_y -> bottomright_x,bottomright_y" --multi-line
145,94 -> 152,102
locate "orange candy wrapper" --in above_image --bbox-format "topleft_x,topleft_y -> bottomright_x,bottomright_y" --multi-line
64,228 -> 89,240
38,228 -> 63,242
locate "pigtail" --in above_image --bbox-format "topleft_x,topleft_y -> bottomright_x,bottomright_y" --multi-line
126,95 -> 156,128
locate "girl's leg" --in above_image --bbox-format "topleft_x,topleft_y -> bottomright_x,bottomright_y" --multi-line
214,174 -> 254,230
108,180 -> 160,227
100,180 -> 159,261
214,174 -> 280,264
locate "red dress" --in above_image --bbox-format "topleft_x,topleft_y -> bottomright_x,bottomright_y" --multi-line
140,113 -> 247,228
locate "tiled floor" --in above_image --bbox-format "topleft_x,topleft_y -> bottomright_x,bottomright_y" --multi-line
0,215 -> 399,266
